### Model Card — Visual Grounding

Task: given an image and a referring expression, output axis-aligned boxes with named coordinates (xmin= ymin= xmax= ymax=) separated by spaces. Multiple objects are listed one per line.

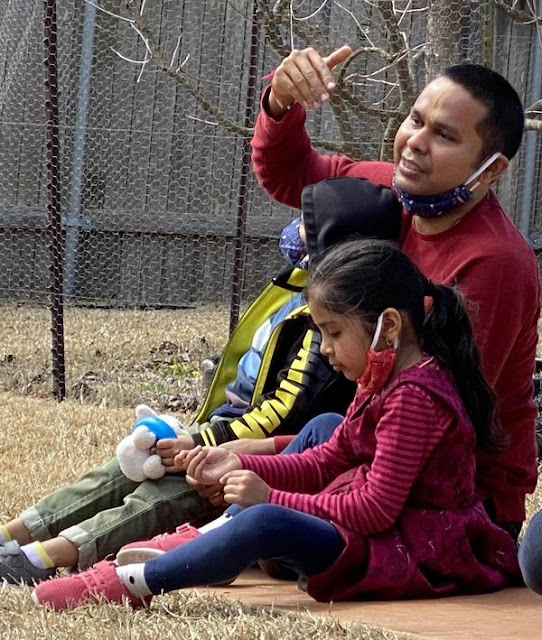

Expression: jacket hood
xmin=301 ymin=177 xmax=402 ymax=264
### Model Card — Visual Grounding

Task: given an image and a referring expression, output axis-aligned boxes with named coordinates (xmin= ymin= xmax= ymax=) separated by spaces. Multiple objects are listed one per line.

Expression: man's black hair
xmin=441 ymin=64 xmax=524 ymax=161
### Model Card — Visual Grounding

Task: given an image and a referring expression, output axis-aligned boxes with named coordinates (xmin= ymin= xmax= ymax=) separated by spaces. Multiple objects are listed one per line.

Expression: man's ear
xmin=479 ymin=153 xmax=509 ymax=186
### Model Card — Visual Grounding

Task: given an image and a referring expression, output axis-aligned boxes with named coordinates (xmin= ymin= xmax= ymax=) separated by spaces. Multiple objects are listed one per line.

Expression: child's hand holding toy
xmin=116 ymin=404 xmax=192 ymax=482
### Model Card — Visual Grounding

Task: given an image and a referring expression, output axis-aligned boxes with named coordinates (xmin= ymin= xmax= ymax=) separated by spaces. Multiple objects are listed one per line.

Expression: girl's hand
xmin=176 ymin=446 xmax=241 ymax=484
xmin=221 ymin=470 xmax=271 ymax=507
xmin=185 ymin=475 xmax=227 ymax=507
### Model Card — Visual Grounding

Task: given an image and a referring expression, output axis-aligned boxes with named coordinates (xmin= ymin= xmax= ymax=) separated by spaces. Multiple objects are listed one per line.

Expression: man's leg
xmin=2 ymin=457 xmax=222 ymax=573
xmin=0 ymin=457 xmax=142 ymax=583
xmin=17 ymin=457 xmax=139 ymax=544
xmin=519 ymin=510 xmax=542 ymax=594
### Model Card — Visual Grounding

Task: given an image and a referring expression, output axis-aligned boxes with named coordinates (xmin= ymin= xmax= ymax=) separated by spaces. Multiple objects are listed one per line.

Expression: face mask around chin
xmin=279 ymin=217 xmax=307 ymax=267
xmin=392 ymin=152 xmax=502 ymax=218
xmin=356 ymin=313 xmax=398 ymax=394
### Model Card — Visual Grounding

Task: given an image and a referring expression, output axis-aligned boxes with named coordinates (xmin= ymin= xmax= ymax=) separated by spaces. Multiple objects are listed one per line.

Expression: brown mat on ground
xmin=199 ymin=569 xmax=542 ymax=640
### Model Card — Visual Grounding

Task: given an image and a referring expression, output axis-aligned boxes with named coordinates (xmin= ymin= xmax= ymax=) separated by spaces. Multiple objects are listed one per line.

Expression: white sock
xmin=21 ymin=542 xmax=55 ymax=569
xmin=197 ymin=511 xmax=233 ymax=534
xmin=116 ymin=563 xmax=152 ymax=598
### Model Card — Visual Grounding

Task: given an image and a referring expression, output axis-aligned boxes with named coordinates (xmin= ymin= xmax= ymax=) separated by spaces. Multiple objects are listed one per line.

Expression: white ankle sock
xmin=197 ymin=512 xmax=233 ymax=534
xmin=116 ymin=563 xmax=152 ymax=598
xmin=21 ymin=542 xmax=55 ymax=569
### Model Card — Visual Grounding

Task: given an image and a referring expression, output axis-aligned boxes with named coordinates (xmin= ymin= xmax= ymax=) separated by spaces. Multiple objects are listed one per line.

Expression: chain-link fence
xmin=0 ymin=0 xmax=541 ymax=407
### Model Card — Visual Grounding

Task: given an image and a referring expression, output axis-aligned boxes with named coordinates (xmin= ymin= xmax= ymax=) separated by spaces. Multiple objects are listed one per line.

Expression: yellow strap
xmin=194 ymin=269 xmax=309 ymax=423
xmin=230 ymin=328 xmax=315 ymax=440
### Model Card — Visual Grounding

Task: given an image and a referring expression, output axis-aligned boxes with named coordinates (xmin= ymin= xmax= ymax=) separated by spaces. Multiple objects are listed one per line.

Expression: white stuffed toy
xmin=116 ymin=404 xmax=188 ymax=482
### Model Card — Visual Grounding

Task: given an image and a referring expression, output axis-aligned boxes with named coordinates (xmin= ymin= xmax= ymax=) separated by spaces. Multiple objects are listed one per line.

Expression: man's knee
xmin=519 ymin=511 xmax=542 ymax=595
xmin=284 ymin=412 xmax=343 ymax=454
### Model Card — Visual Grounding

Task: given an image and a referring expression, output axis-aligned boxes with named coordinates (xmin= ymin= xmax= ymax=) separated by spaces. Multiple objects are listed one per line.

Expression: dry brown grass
xmin=0 ymin=583 xmax=414 ymax=640
xmin=0 ymin=302 xmax=230 ymax=412
xmin=0 ymin=397 xmax=415 ymax=640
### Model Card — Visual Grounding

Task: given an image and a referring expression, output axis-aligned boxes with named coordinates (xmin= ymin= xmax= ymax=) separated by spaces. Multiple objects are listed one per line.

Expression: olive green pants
xmin=19 ymin=457 xmax=222 ymax=570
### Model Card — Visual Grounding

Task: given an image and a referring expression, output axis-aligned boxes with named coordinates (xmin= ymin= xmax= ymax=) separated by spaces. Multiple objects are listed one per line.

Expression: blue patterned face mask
xmin=279 ymin=217 xmax=307 ymax=267
xmin=392 ymin=152 xmax=502 ymax=218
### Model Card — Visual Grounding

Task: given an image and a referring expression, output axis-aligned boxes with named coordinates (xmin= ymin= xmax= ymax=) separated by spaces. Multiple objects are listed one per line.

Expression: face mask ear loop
xmin=465 ymin=151 xmax=502 ymax=189
xmin=369 ymin=313 xmax=384 ymax=350
xmin=371 ymin=312 xmax=400 ymax=351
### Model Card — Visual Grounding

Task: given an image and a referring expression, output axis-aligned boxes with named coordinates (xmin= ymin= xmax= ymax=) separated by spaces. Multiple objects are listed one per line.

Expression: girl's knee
xmin=228 ymin=505 xmax=288 ymax=541
xmin=232 ymin=504 xmax=282 ymax=527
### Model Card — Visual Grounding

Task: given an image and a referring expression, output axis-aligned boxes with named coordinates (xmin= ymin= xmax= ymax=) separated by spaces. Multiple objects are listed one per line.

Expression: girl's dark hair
xmin=307 ymin=239 xmax=503 ymax=451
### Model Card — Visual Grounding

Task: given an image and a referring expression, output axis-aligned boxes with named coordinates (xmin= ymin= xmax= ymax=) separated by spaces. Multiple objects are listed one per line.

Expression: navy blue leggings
xmin=144 ymin=503 xmax=344 ymax=595
xmin=143 ymin=413 xmax=345 ymax=595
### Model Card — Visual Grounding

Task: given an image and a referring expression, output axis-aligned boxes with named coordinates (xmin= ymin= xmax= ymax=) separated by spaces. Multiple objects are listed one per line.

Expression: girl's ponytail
xmin=422 ymin=279 xmax=504 ymax=451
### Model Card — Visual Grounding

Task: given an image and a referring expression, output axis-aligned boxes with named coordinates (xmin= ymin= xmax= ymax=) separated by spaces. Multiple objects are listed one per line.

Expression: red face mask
xmin=356 ymin=313 xmax=397 ymax=394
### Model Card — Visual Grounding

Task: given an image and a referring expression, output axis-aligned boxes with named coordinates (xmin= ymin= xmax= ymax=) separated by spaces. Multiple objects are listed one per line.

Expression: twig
xmin=83 ymin=0 xmax=134 ymax=23
xmin=525 ymin=118 xmax=542 ymax=131
xmin=492 ymin=0 xmax=542 ymax=25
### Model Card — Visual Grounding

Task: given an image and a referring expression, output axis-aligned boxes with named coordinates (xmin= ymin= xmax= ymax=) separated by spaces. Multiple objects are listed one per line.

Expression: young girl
xmin=33 ymin=239 xmax=520 ymax=610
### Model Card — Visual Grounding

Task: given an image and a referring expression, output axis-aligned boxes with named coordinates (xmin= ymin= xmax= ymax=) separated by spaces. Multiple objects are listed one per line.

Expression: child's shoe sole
xmin=116 ymin=547 xmax=165 ymax=566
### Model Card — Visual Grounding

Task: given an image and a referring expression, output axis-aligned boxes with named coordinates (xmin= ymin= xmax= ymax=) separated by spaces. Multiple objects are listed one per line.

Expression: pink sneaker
xmin=116 ymin=523 xmax=201 ymax=566
xmin=32 ymin=559 xmax=150 ymax=611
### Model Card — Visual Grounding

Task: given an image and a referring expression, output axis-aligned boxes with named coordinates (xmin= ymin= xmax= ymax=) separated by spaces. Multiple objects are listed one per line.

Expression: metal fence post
xmin=44 ymin=0 xmax=65 ymax=400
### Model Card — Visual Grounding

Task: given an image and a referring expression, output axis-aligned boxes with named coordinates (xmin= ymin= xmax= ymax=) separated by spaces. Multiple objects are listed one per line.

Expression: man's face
xmin=393 ymin=77 xmax=488 ymax=196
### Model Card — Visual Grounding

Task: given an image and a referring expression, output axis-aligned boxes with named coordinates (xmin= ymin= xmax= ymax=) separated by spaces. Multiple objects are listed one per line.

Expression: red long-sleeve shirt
xmin=251 ymin=91 xmax=540 ymax=523
xmin=240 ymin=359 xmax=456 ymax=534
xmin=238 ymin=358 xmax=520 ymax=601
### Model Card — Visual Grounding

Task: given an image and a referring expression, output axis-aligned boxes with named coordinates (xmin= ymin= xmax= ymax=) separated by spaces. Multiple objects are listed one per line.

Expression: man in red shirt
xmin=251 ymin=45 xmax=540 ymax=536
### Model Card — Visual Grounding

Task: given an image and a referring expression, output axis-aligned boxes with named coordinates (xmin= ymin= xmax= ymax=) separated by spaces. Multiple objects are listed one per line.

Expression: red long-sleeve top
xmin=240 ymin=359 xmax=457 ymax=534
xmin=251 ymin=91 xmax=540 ymax=523
xmin=238 ymin=358 xmax=520 ymax=601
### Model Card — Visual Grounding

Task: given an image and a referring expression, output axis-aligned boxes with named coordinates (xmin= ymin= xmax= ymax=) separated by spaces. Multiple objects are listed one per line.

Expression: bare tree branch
xmin=102 ymin=0 xmax=426 ymax=152
xmin=101 ymin=0 xmax=540 ymax=159
xmin=123 ymin=0 xmax=253 ymax=136
xmin=492 ymin=0 xmax=542 ymax=25
xmin=376 ymin=1 xmax=415 ymax=158
xmin=526 ymin=118 xmax=542 ymax=131
xmin=526 ymin=98 xmax=542 ymax=114
xmin=254 ymin=0 xmax=410 ymax=155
